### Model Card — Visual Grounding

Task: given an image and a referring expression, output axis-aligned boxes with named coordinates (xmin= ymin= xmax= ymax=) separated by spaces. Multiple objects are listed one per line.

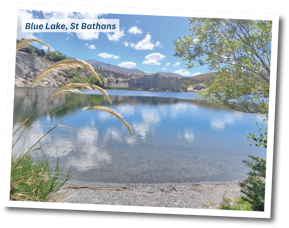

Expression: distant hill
xmin=156 ymin=72 xmax=185 ymax=78
xmin=86 ymin=60 xmax=145 ymax=75
xmin=180 ymin=72 xmax=216 ymax=86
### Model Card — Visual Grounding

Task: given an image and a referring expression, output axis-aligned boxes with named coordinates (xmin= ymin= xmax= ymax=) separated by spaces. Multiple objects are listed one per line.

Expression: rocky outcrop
xmin=188 ymin=84 xmax=206 ymax=92
xmin=15 ymin=52 xmax=183 ymax=91
xmin=128 ymin=74 xmax=182 ymax=91
xmin=15 ymin=51 xmax=69 ymax=87
xmin=95 ymin=69 xmax=182 ymax=91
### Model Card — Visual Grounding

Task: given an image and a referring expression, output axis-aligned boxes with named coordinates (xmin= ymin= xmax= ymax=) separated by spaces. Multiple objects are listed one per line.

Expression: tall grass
xmin=11 ymin=39 xmax=134 ymax=201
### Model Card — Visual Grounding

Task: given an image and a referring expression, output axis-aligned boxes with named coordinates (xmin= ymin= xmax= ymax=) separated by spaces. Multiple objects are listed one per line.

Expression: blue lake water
xmin=13 ymin=88 xmax=267 ymax=184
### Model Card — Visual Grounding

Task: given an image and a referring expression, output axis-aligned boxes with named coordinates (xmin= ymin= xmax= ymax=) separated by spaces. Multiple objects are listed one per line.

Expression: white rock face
xmin=15 ymin=51 xmax=69 ymax=87
xmin=128 ymin=74 xmax=182 ymax=91
xmin=95 ymin=69 xmax=183 ymax=91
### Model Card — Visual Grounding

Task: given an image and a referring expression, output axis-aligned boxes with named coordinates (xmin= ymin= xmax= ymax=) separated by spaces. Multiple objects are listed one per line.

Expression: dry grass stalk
xmin=58 ymin=124 xmax=97 ymax=137
xmin=16 ymin=38 xmax=54 ymax=52
xmin=90 ymin=84 xmax=112 ymax=104
xmin=40 ymin=10 xmax=46 ymax=20
xmin=32 ymin=59 xmax=101 ymax=87
xmin=55 ymin=83 xmax=112 ymax=104
xmin=83 ymin=106 xmax=134 ymax=139
xmin=13 ymin=117 xmax=29 ymax=136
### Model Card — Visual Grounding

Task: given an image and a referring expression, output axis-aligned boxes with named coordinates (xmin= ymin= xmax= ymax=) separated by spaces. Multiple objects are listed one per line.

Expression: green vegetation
xmin=182 ymin=85 xmax=188 ymax=92
xmin=45 ymin=51 xmax=71 ymax=62
xmin=17 ymin=39 xmax=46 ymax=57
xmin=239 ymin=116 xmax=267 ymax=211
xmin=103 ymin=86 xmax=136 ymax=90
xmin=175 ymin=18 xmax=271 ymax=211
xmin=64 ymin=66 xmax=105 ymax=87
xmin=10 ymin=154 xmax=70 ymax=201
xmin=174 ymin=19 xmax=271 ymax=114
xmin=219 ymin=197 xmax=253 ymax=211
xmin=17 ymin=38 xmax=71 ymax=61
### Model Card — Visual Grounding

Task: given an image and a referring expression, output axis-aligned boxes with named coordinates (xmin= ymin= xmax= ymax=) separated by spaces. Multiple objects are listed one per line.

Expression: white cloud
xmin=174 ymin=69 xmax=191 ymax=76
xmin=155 ymin=41 xmax=162 ymax=48
xmin=85 ymin=43 xmax=88 ymax=46
xmin=66 ymin=32 xmax=73 ymax=40
xmin=166 ymin=63 xmax=170 ymax=66
xmin=107 ymin=29 xmax=125 ymax=42
xmin=162 ymin=68 xmax=166 ymax=70
xmin=42 ymin=46 xmax=48 ymax=51
xmin=17 ymin=10 xmax=35 ymax=39
xmin=118 ymin=62 xmax=137 ymax=68
xmin=143 ymin=60 xmax=161 ymax=65
xmin=45 ymin=11 xmax=102 ymax=40
xmin=128 ymin=26 xmax=143 ymax=34
xmin=135 ymin=34 xmax=154 ymax=50
xmin=143 ymin=53 xmax=165 ymax=65
xmin=193 ymin=72 xmax=202 ymax=76
xmin=123 ymin=42 xmax=136 ymax=48
xmin=76 ymin=32 xmax=99 ymax=40
xmin=173 ymin=62 xmax=181 ymax=66
xmin=145 ymin=53 xmax=166 ymax=61
xmin=88 ymin=45 xmax=96 ymax=49
xmin=98 ymin=53 xmax=119 ymax=59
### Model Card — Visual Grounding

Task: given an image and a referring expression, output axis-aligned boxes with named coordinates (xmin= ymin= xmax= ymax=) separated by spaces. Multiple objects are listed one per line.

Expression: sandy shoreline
xmin=55 ymin=180 xmax=243 ymax=209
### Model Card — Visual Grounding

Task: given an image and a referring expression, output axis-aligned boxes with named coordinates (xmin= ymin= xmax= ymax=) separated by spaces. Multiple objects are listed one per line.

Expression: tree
xmin=45 ymin=51 xmax=69 ymax=62
xmin=174 ymin=18 xmax=272 ymax=114
xmin=174 ymin=18 xmax=272 ymax=211
xmin=89 ymin=72 xmax=105 ymax=87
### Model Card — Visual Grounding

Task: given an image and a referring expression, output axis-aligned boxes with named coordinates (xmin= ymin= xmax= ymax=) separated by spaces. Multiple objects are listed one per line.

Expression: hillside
xmin=179 ymin=72 xmax=216 ymax=91
xmin=86 ymin=60 xmax=144 ymax=75
xmin=15 ymin=51 xmax=183 ymax=91
xmin=156 ymin=72 xmax=185 ymax=78
xmin=15 ymin=51 xmax=70 ymax=87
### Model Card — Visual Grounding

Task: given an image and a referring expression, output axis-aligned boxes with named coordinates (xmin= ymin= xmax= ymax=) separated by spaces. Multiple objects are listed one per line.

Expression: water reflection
xmin=13 ymin=88 xmax=267 ymax=184
xmin=211 ymin=112 xmax=244 ymax=131
xmin=184 ymin=128 xmax=195 ymax=143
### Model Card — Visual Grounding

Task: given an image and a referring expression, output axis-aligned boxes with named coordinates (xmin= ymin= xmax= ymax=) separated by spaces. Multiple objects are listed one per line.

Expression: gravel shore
xmin=55 ymin=180 xmax=242 ymax=209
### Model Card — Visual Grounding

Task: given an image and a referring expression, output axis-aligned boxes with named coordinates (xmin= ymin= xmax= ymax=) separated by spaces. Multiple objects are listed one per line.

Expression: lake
xmin=13 ymin=87 xmax=267 ymax=184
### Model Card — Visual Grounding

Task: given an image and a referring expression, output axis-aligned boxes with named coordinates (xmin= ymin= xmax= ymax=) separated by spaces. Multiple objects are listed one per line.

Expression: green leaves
xmin=247 ymin=115 xmax=268 ymax=148
xmin=174 ymin=18 xmax=272 ymax=114
xmin=240 ymin=155 xmax=266 ymax=211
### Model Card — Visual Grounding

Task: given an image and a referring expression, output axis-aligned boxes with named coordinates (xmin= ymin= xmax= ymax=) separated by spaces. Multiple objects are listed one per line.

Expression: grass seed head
xmin=83 ymin=106 xmax=134 ymax=139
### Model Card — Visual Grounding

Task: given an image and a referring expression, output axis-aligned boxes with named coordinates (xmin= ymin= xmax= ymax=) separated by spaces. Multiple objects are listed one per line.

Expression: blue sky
xmin=17 ymin=10 xmax=210 ymax=76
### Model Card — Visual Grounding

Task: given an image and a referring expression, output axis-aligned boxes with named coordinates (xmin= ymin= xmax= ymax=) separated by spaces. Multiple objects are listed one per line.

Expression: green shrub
xmin=219 ymin=197 xmax=253 ymax=211
xmin=10 ymin=154 xmax=71 ymax=201
xmin=89 ymin=73 xmax=105 ymax=87
xmin=240 ymin=115 xmax=268 ymax=211
xmin=240 ymin=156 xmax=266 ymax=211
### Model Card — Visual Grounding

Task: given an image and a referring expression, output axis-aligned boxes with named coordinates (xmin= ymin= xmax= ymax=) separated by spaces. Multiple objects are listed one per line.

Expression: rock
xmin=128 ymin=74 xmax=182 ymax=91
xmin=193 ymin=85 xmax=205 ymax=90
xmin=15 ymin=51 xmax=69 ymax=87
xmin=95 ymin=69 xmax=183 ymax=91
xmin=15 ymin=51 xmax=183 ymax=91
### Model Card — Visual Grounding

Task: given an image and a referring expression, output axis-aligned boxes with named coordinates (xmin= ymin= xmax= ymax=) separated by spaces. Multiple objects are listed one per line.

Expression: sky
xmin=17 ymin=10 xmax=211 ymax=76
